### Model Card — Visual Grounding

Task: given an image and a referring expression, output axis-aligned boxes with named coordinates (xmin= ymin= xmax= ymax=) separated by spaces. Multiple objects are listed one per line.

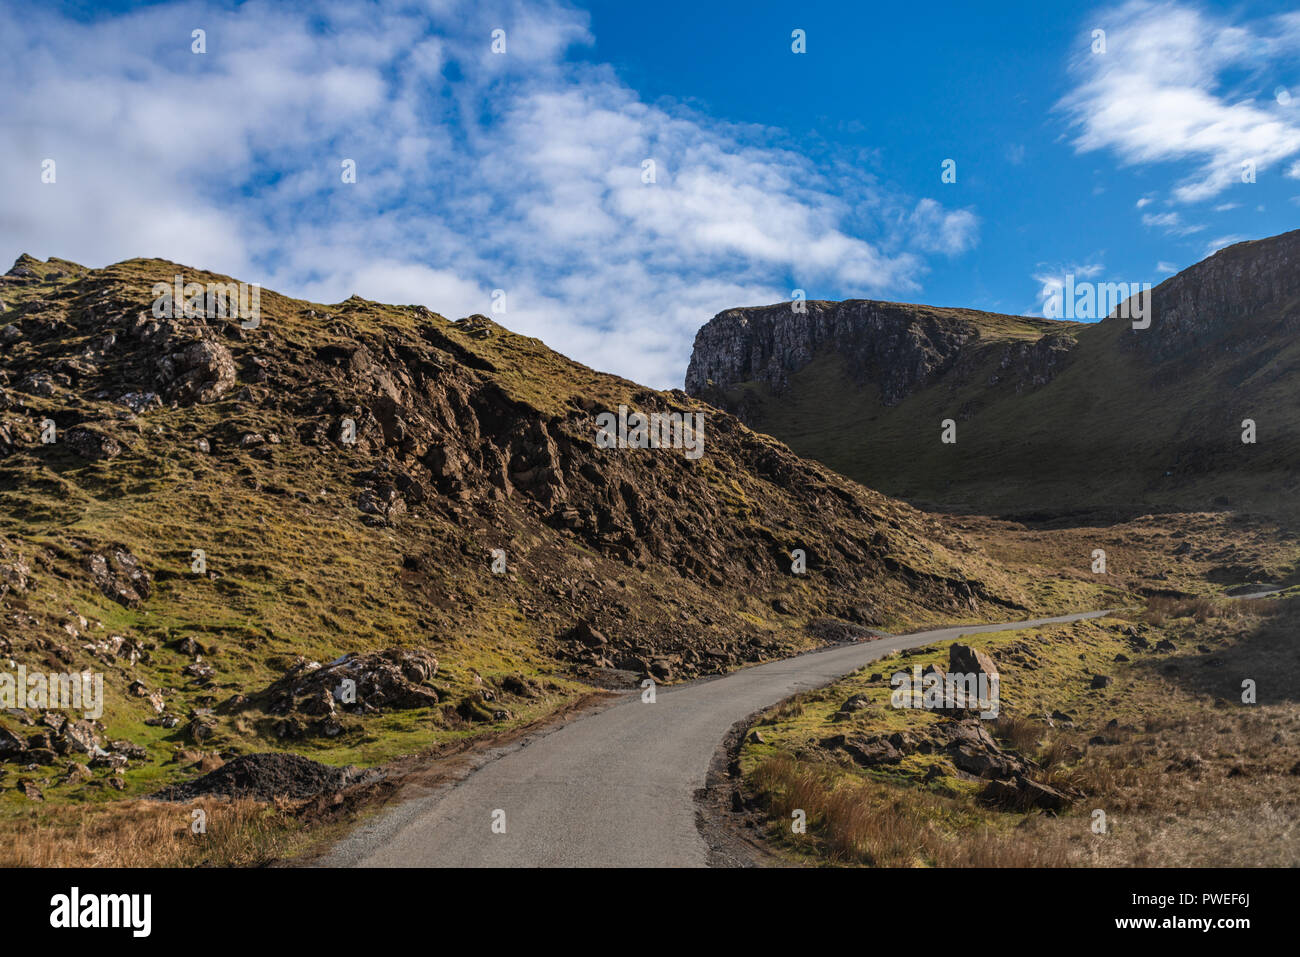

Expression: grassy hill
xmin=0 ymin=252 xmax=1077 ymax=825
xmin=687 ymin=230 xmax=1300 ymax=517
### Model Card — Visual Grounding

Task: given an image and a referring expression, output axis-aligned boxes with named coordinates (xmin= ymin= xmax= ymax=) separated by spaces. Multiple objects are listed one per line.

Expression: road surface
xmin=322 ymin=610 xmax=1111 ymax=867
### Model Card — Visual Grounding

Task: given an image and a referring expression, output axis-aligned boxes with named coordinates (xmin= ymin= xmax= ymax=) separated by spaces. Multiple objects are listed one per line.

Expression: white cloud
xmin=1030 ymin=261 xmax=1105 ymax=316
xmin=1059 ymin=1 xmax=1300 ymax=203
xmin=1140 ymin=211 xmax=1204 ymax=236
xmin=1156 ymin=260 xmax=1179 ymax=274
xmin=0 ymin=0 xmax=974 ymax=390
xmin=906 ymin=199 xmax=980 ymax=256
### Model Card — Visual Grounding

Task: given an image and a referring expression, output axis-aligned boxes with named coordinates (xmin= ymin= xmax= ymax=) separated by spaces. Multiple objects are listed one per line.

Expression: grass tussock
xmin=750 ymin=753 xmax=1073 ymax=867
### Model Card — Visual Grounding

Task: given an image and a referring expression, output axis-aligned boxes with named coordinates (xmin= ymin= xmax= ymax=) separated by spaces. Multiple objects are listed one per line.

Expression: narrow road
xmin=322 ymin=610 xmax=1110 ymax=868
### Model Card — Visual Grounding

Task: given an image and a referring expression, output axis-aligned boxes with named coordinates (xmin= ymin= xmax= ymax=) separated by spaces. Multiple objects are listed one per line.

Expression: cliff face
xmin=686 ymin=298 xmax=1081 ymax=428
xmin=1129 ymin=228 xmax=1300 ymax=363
xmin=685 ymin=300 xmax=985 ymax=406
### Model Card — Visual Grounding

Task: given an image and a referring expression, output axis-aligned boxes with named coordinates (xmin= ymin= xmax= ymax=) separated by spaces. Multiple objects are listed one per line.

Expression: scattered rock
xmin=84 ymin=545 xmax=152 ymax=608
xmin=258 ymin=648 xmax=440 ymax=724
xmin=118 ymin=392 xmax=161 ymax=414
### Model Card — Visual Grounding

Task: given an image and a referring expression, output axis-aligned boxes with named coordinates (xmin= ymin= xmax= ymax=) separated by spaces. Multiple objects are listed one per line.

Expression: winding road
xmin=321 ymin=610 xmax=1112 ymax=867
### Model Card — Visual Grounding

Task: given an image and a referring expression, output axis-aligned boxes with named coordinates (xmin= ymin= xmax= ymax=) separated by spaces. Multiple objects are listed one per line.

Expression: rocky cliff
xmin=1127 ymin=228 xmax=1300 ymax=362
xmin=685 ymin=230 xmax=1300 ymax=515
xmin=686 ymin=299 xmax=1078 ymax=415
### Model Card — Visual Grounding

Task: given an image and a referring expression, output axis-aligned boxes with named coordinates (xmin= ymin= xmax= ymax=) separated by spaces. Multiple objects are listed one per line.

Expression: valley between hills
xmin=0 ymin=233 xmax=1296 ymax=866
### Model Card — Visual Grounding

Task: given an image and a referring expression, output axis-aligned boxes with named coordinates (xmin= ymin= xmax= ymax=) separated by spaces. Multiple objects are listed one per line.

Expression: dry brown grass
xmin=750 ymin=753 xmax=1073 ymax=867
xmin=992 ymin=714 xmax=1043 ymax=755
xmin=0 ymin=798 xmax=312 ymax=867
xmin=746 ymin=595 xmax=1300 ymax=867
xmin=1141 ymin=594 xmax=1284 ymax=626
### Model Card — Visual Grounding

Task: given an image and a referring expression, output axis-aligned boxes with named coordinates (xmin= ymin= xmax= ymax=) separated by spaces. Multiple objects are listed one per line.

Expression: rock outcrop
xmin=686 ymin=300 xmax=990 ymax=405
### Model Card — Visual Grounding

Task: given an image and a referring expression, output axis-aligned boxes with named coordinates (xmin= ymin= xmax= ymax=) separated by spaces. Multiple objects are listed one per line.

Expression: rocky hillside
xmin=686 ymin=229 xmax=1300 ymax=515
xmin=0 ymin=254 xmax=1035 ymax=804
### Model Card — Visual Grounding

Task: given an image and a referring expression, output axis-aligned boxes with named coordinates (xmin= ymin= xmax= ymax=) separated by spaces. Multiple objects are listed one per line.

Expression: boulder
xmin=838 ymin=693 xmax=872 ymax=713
xmin=822 ymin=733 xmax=903 ymax=766
xmin=186 ymin=717 xmax=217 ymax=745
xmin=981 ymin=774 xmax=1074 ymax=811
xmin=937 ymin=717 xmax=1025 ymax=779
xmin=55 ymin=719 xmax=103 ymax=755
xmin=0 ymin=726 xmax=27 ymax=760
xmin=948 ymin=643 xmax=999 ymax=683
xmin=156 ymin=338 xmax=236 ymax=405
xmin=65 ymin=426 xmax=122 ymax=461
xmin=571 ymin=620 xmax=608 ymax=648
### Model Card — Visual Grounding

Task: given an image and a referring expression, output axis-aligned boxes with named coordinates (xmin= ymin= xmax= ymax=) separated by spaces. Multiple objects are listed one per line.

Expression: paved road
xmin=322 ymin=610 xmax=1111 ymax=868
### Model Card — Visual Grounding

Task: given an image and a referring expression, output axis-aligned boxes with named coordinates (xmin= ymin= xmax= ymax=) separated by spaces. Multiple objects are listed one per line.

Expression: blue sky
xmin=3 ymin=0 xmax=1299 ymax=387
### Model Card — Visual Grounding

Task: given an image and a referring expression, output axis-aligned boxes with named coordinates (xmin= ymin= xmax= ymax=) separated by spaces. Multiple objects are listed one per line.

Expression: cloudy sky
xmin=2 ymin=0 xmax=1299 ymax=388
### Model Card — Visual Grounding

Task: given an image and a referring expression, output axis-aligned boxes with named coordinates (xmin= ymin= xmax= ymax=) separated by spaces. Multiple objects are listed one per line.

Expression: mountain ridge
xmin=686 ymin=229 xmax=1300 ymax=514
